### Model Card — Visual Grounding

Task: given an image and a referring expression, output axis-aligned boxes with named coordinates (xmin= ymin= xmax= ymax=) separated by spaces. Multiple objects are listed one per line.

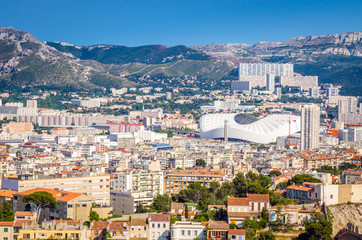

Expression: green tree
xmin=269 ymin=170 xmax=282 ymax=178
xmin=261 ymin=207 xmax=268 ymax=222
xmin=23 ymin=191 xmax=58 ymax=223
xmin=105 ymin=232 xmax=112 ymax=240
xmin=297 ymin=212 xmax=333 ymax=240
xmin=152 ymin=194 xmax=171 ymax=212
xmin=170 ymin=216 xmax=181 ymax=224
xmin=232 ymin=173 xmax=248 ymax=197
xmin=259 ymin=230 xmax=276 ymax=240
xmin=89 ymin=211 xmax=100 ymax=222
xmin=195 ymin=159 xmax=206 ymax=167
xmin=229 ymin=223 xmax=239 ymax=229
xmin=0 ymin=201 xmax=14 ymax=221
xmin=287 ymin=174 xmax=322 ymax=186
xmin=185 ymin=204 xmax=189 ymax=219
xmin=135 ymin=203 xmax=147 ymax=213
xmin=339 ymin=162 xmax=358 ymax=171
xmin=213 ymin=208 xmax=227 ymax=221
xmin=246 ymin=228 xmax=257 ymax=240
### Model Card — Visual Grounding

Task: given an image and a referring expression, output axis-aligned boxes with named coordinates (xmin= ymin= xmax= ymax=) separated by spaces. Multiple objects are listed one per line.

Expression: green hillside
xmin=47 ymin=42 xmax=211 ymax=64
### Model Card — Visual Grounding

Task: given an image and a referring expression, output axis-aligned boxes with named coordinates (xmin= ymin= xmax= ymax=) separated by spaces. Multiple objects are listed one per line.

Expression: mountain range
xmin=0 ymin=27 xmax=361 ymax=95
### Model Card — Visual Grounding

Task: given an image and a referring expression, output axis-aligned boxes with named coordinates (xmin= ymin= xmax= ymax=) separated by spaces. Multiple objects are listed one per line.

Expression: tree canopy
xmin=151 ymin=194 xmax=171 ymax=212
xmin=297 ymin=212 xmax=333 ymax=240
xmin=287 ymin=174 xmax=322 ymax=186
xmin=23 ymin=191 xmax=58 ymax=223
xmin=195 ymin=159 xmax=206 ymax=167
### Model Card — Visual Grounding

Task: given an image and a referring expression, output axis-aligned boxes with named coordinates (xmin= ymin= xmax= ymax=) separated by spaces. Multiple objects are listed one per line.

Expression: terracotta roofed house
xmin=227 ymin=198 xmax=250 ymax=226
xmin=228 ymin=229 xmax=246 ymax=240
xmin=207 ymin=220 xmax=229 ymax=240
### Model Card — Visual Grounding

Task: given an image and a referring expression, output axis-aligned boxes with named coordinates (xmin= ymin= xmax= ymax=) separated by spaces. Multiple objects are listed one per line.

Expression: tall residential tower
xmin=301 ymin=104 xmax=320 ymax=150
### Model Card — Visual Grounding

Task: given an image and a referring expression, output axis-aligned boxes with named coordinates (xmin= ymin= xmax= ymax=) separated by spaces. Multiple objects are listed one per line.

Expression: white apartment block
xmin=71 ymin=99 xmax=101 ymax=108
xmin=301 ymin=104 xmax=320 ymax=150
xmin=113 ymin=170 xmax=164 ymax=194
xmin=171 ymin=222 xmax=207 ymax=240
xmin=239 ymin=63 xmax=294 ymax=77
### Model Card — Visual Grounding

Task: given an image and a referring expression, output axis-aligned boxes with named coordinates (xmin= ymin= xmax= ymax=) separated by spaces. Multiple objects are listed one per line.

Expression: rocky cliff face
xmin=329 ymin=203 xmax=362 ymax=236
xmin=193 ymin=32 xmax=362 ymax=62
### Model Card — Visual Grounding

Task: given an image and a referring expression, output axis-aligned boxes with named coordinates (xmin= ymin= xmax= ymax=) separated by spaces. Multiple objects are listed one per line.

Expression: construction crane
xmin=282 ymin=115 xmax=297 ymax=146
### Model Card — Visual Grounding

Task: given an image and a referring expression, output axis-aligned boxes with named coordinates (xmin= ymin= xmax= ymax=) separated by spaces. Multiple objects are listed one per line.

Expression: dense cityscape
xmin=1 ymin=1 xmax=362 ymax=239
xmin=0 ymin=60 xmax=360 ymax=240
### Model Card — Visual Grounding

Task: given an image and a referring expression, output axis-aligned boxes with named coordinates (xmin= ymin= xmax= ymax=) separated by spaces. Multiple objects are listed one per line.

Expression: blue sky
xmin=1 ymin=0 xmax=361 ymax=47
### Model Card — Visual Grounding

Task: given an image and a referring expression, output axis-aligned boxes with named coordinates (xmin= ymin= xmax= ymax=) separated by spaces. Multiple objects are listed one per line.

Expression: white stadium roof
xmin=200 ymin=113 xmax=300 ymax=144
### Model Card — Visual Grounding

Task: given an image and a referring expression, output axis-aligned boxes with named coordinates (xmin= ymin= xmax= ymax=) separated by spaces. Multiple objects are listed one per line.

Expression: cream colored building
xmin=13 ymin=188 xmax=94 ymax=222
xmin=129 ymin=218 xmax=149 ymax=240
xmin=0 ymin=221 xmax=14 ymax=240
xmin=2 ymin=122 xmax=34 ymax=133
xmin=18 ymin=220 xmax=88 ymax=240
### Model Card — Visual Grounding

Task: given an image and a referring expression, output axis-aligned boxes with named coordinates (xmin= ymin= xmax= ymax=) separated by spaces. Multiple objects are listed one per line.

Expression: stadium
xmin=200 ymin=113 xmax=301 ymax=144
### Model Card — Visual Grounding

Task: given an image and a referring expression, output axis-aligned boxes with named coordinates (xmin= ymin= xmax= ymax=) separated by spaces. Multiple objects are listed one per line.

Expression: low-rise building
xmin=227 ymin=194 xmax=270 ymax=226
xmin=228 ymin=229 xmax=246 ymax=240
xmin=341 ymin=170 xmax=362 ymax=184
xmin=0 ymin=221 xmax=14 ymax=240
xmin=149 ymin=213 xmax=170 ymax=240
xmin=286 ymin=182 xmax=362 ymax=205
xmin=18 ymin=220 xmax=88 ymax=240
xmin=13 ymin=188 xmax=94 ymax=222
xmin=171 ymin=221 xmax=207 ymax=240
xmin=129 ymin=217 xmax=149 ymax=240
xmin=207 ymin=220 xmax=229 ymax=240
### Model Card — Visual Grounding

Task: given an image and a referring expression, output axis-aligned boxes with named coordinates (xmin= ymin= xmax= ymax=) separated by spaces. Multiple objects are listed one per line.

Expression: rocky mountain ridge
xmin=0 ymin=27 xmax=361 ymax=93
xmin=192 ymin=32 xmax=362 ymax=62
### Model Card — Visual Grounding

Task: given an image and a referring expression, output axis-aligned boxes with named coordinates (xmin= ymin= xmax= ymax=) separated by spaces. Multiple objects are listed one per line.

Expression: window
xmin=4 ymin=228 xmax=8 ymax=232
xmin=163 ymin=223 xmax=166 ymax=228
xmin=158 ymin=224 xmax=160 ymax=228
xmin=82 ymin=204 xmax=87 ymax=207
xmin=152 ymin=223 xmax=155 ymax=228
xmin=330 ymin=195 xmax=333 ymax=199
xmin=194 ymin=230 xmax=198 ymax=236
xmin=181 ymin=230 xmax=185 ymax=236
xmin=188 ymin=230 xmax=191 ymax=236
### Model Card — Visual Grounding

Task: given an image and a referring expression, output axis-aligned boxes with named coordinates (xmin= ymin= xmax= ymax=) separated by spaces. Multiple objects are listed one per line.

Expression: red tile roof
xmin=108 ymin=222 xmax=128 ymax=231
xmin=229 ymin=229 xmax=246 ymax=235
xmin=15 ymin=211 xmax=33 ymax=217
xmin=248 ymin=194 xmax=269 ymax=202
xmin=91 ymin=221 xmax=108 ymax=230
xmin=228 ymin=197 xmax=249 ymax=206
xmin=0 ymin=221 xmax=13 ymax=226
xmin=149 ymin=213 xmax=170 ymax=222
xmin=16 ymin=188 xmax=83 ymax=202
xmin=208 ymin=220 xmax=229 ymax=230
xmin=13 ymin=219 xmax=35 ymax=228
